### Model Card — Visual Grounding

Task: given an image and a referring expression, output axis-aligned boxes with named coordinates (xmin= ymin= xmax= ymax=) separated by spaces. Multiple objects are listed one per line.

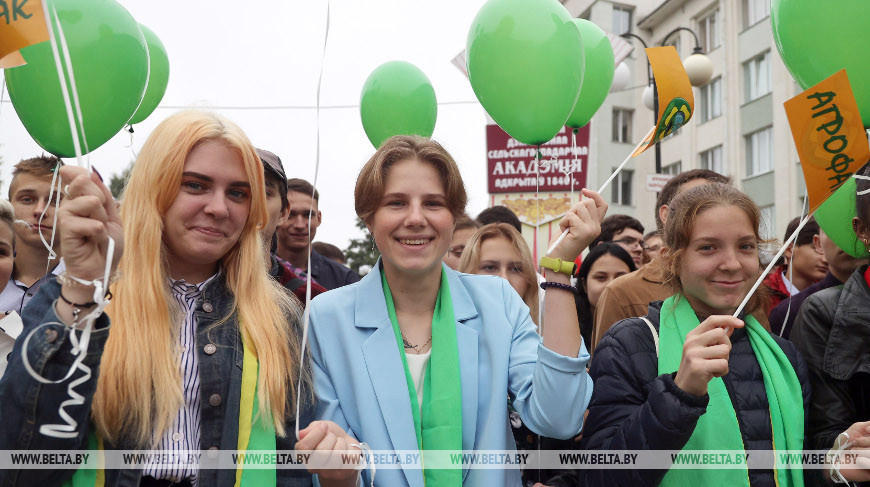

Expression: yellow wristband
xmin=539 ymin=256 xmax=576 ymax=276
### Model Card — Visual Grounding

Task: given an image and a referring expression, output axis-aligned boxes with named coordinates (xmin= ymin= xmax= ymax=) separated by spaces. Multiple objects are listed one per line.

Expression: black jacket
xmin=310 ymin=250 xmax=359 ymax=291
xmin=567 ymin=300 xmax=810 ymax=487
xmin=791 ymin=266 xmax=870 ymax=487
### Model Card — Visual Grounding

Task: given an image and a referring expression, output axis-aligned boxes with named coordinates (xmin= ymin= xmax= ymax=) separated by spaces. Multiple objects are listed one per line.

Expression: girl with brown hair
xmin=578 ymin=182 xmax=809 ymax=487
xmin=297 ymin=135 xmax=606 ymax=487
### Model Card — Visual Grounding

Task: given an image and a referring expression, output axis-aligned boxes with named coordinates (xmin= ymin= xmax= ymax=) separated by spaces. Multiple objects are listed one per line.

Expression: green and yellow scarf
xmin=66 ymin=333 xmax=275 ymax=487
xmin=382 ymin=267 xmax=463 ymax=486
xmin=658 ymin=294 xmax=804 ymax=487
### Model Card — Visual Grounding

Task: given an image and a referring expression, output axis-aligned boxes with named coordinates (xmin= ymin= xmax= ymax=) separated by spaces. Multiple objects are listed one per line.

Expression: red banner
xmin=487 ymin=124 xmax=589 ymax=193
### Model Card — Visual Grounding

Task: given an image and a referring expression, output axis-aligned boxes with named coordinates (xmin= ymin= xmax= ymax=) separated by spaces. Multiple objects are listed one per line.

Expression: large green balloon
xmin=359 ymin=61 xmax=437 ymax=148
xmin=467 ymin=0 xmax=583 ymax=146
xmin=129 ymin=24 xmax=169 ymax=125
xmin=815 ymin=177 xmax=865 ymax=257
xmin=566 ymin=20 xmax=614 ymax=129
xmin=6 ymin=0 xmax=148 ymax=157
xmin=771 ymin=0 xmax=870 ymax=126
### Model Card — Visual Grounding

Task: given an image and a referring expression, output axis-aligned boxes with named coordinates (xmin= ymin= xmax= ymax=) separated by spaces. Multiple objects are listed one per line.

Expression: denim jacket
xmin=0 ymin=277 xmax=313 ymax=487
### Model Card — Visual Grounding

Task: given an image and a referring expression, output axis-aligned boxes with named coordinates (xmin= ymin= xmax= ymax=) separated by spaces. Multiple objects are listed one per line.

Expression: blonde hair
xmin=458 ymin=223 xmax=540 ymax=324
xmin=0 ymin=199 xmax=14 ymax=236
xmin=655 ymin=182 xmax=770 ymax=318
xmin=354 ymin=135 xmax=467 ymax=222
xmin=93 ymin=110 xmax=304 ymax=447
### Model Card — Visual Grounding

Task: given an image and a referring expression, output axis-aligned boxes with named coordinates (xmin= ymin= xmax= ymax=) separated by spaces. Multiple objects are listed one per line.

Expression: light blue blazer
xmin=308 ymin=262 xmax=593 ymax=486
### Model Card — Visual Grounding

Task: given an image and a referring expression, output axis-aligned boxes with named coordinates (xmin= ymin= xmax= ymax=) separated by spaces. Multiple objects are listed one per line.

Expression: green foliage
xmin=109 ymin=160 xmax=135 ymax=200
xmin=344 ymin=218 xmax=379 ymax=275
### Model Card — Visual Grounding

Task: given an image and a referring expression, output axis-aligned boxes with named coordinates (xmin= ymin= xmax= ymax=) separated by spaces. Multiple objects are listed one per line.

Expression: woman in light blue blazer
xmin=296 ymin=135 xmax=606 ymax=487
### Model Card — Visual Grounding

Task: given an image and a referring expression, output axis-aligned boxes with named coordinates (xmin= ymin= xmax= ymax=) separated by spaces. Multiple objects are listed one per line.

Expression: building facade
xmin=560 ymin=0 xmax=804 ymax=242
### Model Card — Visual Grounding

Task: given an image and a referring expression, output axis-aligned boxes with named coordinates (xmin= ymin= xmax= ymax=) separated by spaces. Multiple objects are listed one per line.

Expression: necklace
xmin=401 ymin=332 xmax=432 ymax=354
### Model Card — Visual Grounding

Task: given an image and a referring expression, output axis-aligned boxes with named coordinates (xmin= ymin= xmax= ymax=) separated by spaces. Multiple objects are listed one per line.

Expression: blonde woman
xmin=458 ymin=223 xmax=539 ymax=325
xmin=0 ymin=111 xmax=311 ymax=487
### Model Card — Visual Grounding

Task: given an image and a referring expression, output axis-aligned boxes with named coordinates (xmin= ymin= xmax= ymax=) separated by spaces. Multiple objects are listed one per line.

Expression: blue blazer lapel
xmin=361 ymin=327 xmax=424 ymax=487
xmin=357 ymin=263 xmax=423 ymax=487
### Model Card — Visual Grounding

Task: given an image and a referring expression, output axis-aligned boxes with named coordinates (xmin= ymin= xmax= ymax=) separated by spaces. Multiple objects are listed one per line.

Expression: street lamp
xmin=620 ymin=27 xmax=713 ymax=174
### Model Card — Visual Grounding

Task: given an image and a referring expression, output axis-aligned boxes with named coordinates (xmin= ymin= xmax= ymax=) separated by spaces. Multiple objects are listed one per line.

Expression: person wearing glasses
xmin=441 ymin=213 xmax=479 ymax=270
xmin=589 ymin=214 xmax=644 ymax=268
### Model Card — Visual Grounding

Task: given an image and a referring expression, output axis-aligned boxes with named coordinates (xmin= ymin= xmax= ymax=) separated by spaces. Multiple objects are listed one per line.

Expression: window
xmin=744 ymin=51 xmax=770 ymax=102
xmin=612 ymin=108 xmax=633 ymax=143
xmin=759 ymin=205 xmax=775 ymax=240
xmin=662 ymin=161 xmax=682 ymax=176
xmin=611 ymin=168 xmax=633 ymax=206
xmin=700 ymin=146 xmax=724 ymax=174
xmin=663 ymin=35 xmax=681 ymax=57
xmin=612 ymin=6 xmax=632 ymax=35
xmin=744 ymin=0 xmax=771 ymax=28
xmin=746 ymin=127 xmax=773 ymax=176
xmin=698 ymin=8 xmax=722 ymax=51
xmin=700 ymin=77 xmax=723 ymax=122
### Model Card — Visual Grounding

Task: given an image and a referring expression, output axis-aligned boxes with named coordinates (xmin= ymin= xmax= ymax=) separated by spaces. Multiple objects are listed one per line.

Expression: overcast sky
xmin=0 ymin=0 xmax=493 ymax=250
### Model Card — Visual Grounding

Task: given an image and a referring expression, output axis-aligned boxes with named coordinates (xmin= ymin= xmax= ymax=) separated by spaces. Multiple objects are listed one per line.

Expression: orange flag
xmin=0 ymin=0 xmax=49 ymax=68
xmin=631 ymin=46 xmax=694 ymax=157
xmin=785 ymin=69 xmax=870 ymax=212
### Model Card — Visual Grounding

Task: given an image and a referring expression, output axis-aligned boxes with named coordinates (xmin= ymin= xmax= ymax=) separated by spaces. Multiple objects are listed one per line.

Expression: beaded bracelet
xmin=540 ymin=281 xmax=580 ymax=295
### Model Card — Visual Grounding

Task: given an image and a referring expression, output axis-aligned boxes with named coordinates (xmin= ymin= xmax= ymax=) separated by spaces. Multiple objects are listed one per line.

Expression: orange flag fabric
xmin=0 ymin=0 xmax=49 ymax=68
xmin=631 ymin=46 xmax=694 ymax=157
xmin=785 ymin=69 xmax=870 ymax=212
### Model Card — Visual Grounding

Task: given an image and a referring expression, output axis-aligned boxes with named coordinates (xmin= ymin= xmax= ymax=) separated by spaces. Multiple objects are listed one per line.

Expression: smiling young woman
xmin=457 ymin=223 xmax=540 ymax=326
xmin=579 ymin=183 xmax=810 ymax=487
xmin=298 ymin=135 xmax=607 ymax=487
xmin=0 ymin=110 xmax=311 ymax=487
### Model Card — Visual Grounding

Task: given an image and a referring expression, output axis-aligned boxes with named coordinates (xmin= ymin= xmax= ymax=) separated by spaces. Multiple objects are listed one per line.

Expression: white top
xmin=781 ymin=271 xmax=799 ymax=296
xmin=405 ymin=349 xmax=432 ymax=417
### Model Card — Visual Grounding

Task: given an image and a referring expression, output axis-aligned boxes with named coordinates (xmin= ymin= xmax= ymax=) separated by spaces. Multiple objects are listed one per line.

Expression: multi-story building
xmin=560 ymin=0 xmax=803 ymax=242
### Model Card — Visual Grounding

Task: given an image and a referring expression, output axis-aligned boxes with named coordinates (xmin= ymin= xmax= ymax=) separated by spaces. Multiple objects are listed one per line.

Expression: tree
xmin=109 ymin=160 xmax=135 ymax=200
xmin=344 ymin=218 xmax=379 ymax=275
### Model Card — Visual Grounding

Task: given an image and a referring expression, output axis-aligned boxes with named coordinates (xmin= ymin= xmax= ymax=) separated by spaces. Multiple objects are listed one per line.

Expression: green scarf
xmin=382 ymin=267 xmax=463 ymax=486
xmin=65 ymin=332 xmax=276 ymax=487
xmin=657 ymin=294 xmax=804 ymax=487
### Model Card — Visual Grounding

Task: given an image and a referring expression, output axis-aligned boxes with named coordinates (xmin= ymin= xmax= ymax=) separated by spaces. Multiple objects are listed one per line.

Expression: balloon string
xmin=570 ymin=129 xmax=577 ymax=204
xmin=51 ymin=1 xmax=90 ymax=169
xmin=296 ymin=0 xmax=330 ymax=442
xmin=40 ymin=0 xmax=84 ymax=168
xmin=779 ymin=193 xmax=808 ymax=336
xmin=534 ymin=146 xmax=541 ymax=264
xmin=37 ymin=163 xmax=62 ymax=273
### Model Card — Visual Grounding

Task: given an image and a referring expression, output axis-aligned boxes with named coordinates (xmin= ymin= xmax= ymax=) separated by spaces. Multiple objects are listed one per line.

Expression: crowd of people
xmin=0 ymin=109 xmax=867 ymax=487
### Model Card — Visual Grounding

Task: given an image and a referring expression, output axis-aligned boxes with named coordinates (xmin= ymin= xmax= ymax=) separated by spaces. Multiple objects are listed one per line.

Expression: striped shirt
xmin=143 ymin=274 xmax=217 ymax=483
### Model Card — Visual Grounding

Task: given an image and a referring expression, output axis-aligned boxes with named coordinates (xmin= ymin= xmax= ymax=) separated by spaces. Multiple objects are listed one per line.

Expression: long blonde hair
xmin=93 ymin=110 xmax=303 ymax=447
xmin=458 ymin=223 xmax=540 ymax=324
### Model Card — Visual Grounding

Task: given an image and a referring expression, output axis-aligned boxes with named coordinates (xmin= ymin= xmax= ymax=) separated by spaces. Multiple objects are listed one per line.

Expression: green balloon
xmin=566 ymin=19 xmax=614 ymax=129
xmin=7 ymin=0 xmax=148 ymax=157
xmin=772 ymin=0 xmax=870 ymax=126
xmin=815 ymin=178 xmax=865 ymax=258
xmin=129 ymin=24 xmax=169 ymax=125
xmin=467 ymin=0 xmax=583 ymax=146
xmin=360 ymin=61 xmax=437 ymax=148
